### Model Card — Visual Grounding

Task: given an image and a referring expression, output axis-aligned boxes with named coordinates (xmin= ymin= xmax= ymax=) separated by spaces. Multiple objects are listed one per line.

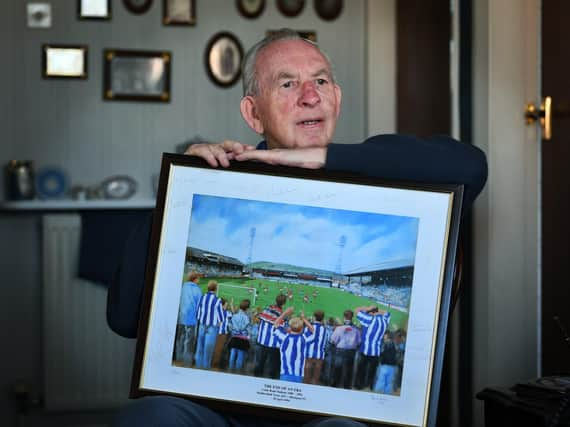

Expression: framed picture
xmin=27 ymin=3 xmax=52 ymax=28
xmin=314 ymin=0 xmax=343 ymax=21
xmin=204 ymin=32 xmax=243 ymax=88
xmin=276 ymin=0 xmax=305 ymax=17
xmin=78 ymin=0 xmax=111 ymax=20
xmin=236 ymin=0 xmax=265 ymax=19
xmin=42 ymin=45 xmax=88 ymax=79
xmin=267 ymin=29 xmax=316 ymax=42
xmin=123 ymin=0 xmax=153 ymax=14
xmin=130 ymin=154 xmax=463 ymax=427
xmin=163 ymin=0 xmax=195 ymax=25
xmin=103 ymin=49 xmax=171 ymax=102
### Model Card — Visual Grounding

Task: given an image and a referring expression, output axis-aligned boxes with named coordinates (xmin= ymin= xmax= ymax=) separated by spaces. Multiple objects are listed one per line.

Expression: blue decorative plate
xmin=36 ymin=167 xmax=68 ymax=199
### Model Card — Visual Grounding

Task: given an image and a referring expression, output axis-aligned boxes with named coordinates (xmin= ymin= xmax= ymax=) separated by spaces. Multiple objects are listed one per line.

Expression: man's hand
xmin=234 ymin=147 xmax=327 ymax=169
xmin=184 ymin=140 xmax=254 ymax=168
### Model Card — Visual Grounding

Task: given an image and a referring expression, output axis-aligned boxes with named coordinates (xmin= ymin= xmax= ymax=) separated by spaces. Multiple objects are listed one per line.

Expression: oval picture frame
xmin=314 ymin=0 xmax=343 ymax=21
xmin=236 ymin=0 xmax=265 ymax=19
xmin=204 ymin=32 xmax=244 ymax=88
xmin=123 ymin=0 xmax=153 ymax=15
xmin=276 ymin=0 xmax=305 ymax=17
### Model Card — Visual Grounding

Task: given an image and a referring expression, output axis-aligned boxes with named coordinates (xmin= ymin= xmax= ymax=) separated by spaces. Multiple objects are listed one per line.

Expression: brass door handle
xmin=525 ymin=96 xmax=552 ymax=140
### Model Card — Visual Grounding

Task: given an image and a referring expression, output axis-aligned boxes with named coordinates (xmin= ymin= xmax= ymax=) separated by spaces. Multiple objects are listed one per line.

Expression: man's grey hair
xmin=241 ymin=28 xmax=336 ymax=97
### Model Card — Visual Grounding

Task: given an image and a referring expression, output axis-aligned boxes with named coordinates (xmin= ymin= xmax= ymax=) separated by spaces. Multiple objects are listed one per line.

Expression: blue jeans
xmin=229 ymin=348 xmax=246 ymax=370
xmin=195 ymin=325 xmax=218 ymax=369
xmin=373 ymin=364 xmax=397 ymax=394
xmin=174 ymin=324 xmax=197 ymax=366
xmin=111 ymin=396 xmax=370 ymax=427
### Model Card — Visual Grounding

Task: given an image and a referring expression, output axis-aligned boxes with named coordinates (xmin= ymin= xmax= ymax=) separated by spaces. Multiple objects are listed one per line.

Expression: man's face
xmin=243 ymin=39 xmax=342 ymax=149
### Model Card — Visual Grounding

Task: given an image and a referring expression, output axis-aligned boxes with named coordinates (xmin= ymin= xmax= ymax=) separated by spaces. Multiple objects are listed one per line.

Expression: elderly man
xmin=108 ymin=29 xmax=487 ymax=427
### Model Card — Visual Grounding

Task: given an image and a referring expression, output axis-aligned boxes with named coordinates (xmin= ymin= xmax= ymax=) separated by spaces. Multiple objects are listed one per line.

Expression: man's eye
xmin=282 ymin=81 xmax=293 ymax=88
xmin=316 ymin=78 xmax=328 ymax=85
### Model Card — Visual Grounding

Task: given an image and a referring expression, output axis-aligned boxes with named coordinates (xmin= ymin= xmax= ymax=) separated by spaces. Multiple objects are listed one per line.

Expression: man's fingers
xmin=185 ymin=141 xmax=253 ymax=167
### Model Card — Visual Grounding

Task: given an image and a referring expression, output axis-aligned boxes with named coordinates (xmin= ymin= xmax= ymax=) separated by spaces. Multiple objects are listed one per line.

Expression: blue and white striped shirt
xmin=357 ymin=311 xmax=390 ymax=357
xmin=304 ymin=322 xmax=327 ymax=359
xmin=196 ymin=292 xmax=223 ymax=327
xmin=218 ymin=309 xmax=232 ymax=334
xmin=273 ymin=328 xmax=315 ymax=377
xmin=256 ymin=305 xmax=283 ymax=348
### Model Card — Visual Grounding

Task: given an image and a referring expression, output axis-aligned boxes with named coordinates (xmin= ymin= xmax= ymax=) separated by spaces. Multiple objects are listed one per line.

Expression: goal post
xmin=217 ymin=283 xmax=257 ymax=306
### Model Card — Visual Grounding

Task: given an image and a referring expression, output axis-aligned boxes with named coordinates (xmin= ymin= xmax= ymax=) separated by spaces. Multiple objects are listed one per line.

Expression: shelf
xmin=0 ymin=198 xmax=156 ymax=211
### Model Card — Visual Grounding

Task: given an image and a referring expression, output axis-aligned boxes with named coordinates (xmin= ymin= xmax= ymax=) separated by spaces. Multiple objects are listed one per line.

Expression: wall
xmin=471 ymin=0 xmax=540 ymax=425
xmin=0 ymin=0 xmax=368 ymax=425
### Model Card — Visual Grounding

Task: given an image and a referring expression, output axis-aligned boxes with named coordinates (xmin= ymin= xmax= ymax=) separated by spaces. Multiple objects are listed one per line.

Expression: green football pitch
xmin=197 ymin=276 xmax=409 ymax=331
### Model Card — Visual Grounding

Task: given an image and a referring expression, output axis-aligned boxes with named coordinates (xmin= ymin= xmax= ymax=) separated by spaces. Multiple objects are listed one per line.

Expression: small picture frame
xmin=123 ymin=0 xmax=153 ymax=15
xmin=314 ymin=0 xmax=343 ymax=21
xmin=78 ymin=0 xmax=111 ymax=20
xmin=236 ymin=0 xmax=265 ymax=19
xmin=42 ymin=45 xmax=88 ymax=79
xmin=27 ymin=3 xmax=52 ymax=28
xmin=103 ymin=49 xmax=171 ymax=102
xmin=163 ymin=0 xmax=195 ymax=25
xmin=131 ymin=154 xmax=463 ymax=427
xmin=276 ymin=0 xmax=305 ymax=17
xmin=204 ymin=32 xmax=244 ymax=88
xmin=267 ymin=29 xmax=316 ymax=43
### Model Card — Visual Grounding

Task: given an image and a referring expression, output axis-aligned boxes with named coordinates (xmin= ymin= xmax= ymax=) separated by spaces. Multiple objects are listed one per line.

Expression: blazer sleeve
xmin=325 ymin=134 xmax=488 ymax=212
xmin=106 ymin=212 xmax=153 ymax=338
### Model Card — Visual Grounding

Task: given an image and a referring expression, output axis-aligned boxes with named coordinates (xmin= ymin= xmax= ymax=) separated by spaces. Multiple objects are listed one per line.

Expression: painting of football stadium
xmin=172 ymin=193 xmax=419 ymax=396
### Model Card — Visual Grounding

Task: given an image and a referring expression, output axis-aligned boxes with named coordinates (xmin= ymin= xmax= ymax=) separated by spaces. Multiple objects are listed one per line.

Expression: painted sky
xmin=187 ymin=194 xmax=419 ymax=274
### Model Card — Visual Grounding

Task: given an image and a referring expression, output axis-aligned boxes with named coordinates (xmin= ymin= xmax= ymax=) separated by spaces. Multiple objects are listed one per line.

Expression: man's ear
xmin=334 ymin=84 xmax=342 ymax=119
xmin=240 ymin=96 xmax=264 ymax=134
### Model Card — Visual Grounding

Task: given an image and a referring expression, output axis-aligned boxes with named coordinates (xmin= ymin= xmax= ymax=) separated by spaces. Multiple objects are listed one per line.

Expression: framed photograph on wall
xmin=204 ymin=32 xmax=243 ymax=88
xmin=163 ymin=0 xmax=195 ymax=25
xmin=276 ymin=0 xmax=305 ymax=17
xmin=103 ymin=49 xmax=171 ymax=102
xmin=123 ymin=0 xmax=153 ymax=14
xmin=78 ymin=0 xmax=111 ymax=20
xmin=130 ymin=154 xmax=463 ymax=427
xmin=42 ymin=45 xmax=88 ymax=79
xmin=314 ymin=0 xmax=343 ymax=21
xmin=236 ymin=0 xmax=265 ymax=19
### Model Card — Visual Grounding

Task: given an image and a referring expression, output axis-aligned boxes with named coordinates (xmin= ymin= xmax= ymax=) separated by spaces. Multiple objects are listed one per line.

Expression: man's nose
xmin=298 ymin=82 xmax=321 ymax=107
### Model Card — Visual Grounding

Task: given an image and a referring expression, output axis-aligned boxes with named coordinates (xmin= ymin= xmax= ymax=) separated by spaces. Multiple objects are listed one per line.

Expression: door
xmin=541 ymin=0 xmax=570 ymax=376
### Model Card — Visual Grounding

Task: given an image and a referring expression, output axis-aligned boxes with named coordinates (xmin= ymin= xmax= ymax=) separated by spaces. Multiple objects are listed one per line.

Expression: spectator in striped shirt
xmin=253 ymin=294 xmax=287 ymax=379
xmin=303 ymin=309 xmax=327 ymax=385
xmin=211 ymin=298 xmax=234 ymax=370
xmin=353 ymin=305 xmax=391 ymax=390
xmin=272 ymin=307 xmax=315 ymax=383
xmin=174 ymin=270 xmax=203 ymax=367
xmin=228 ymin=299 xmax=251 ymax=372
xmin=194 ymin=280 xmax=224 ymax=369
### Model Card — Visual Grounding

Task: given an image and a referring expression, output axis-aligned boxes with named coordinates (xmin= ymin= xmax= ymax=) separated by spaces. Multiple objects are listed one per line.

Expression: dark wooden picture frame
xmin=42 ymin=44 xmax=88 ymax=79
xmin=236 ymin=0 xmax=265 ymax=19
xmin=77 ymin=0 xmax=111 ymax=20
xmin=103 ymin=49 xmax=171 ymax=102
xmin=123 ymin=0 xmax=153 ymax=15
xmin=130 ymin=154 xmax=463 ymax=427
xmin=204 ymin=32 xmax=244 ymax=88
xmin=314 ymin=0 xmax=343 ymax=21
xmin=163 ymin=0 xmax=196 ymax=25
xmin=276 ymin=0 xmax=305 ymax=17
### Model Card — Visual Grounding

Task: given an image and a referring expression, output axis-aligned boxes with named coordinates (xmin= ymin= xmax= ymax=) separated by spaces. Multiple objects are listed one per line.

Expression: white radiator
xmin=42 ymin=214 xmax=135 ymax=411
